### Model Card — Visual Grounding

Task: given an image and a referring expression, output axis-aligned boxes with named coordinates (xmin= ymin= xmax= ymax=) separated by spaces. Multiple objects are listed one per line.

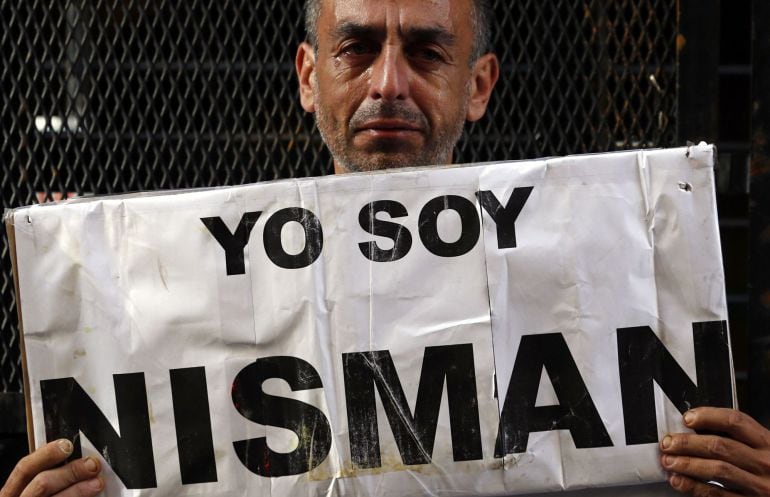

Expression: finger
xmin=661 ymin=454 xmax=766 ymax=493
xmin=660 ymin=433 xmax=766 ymax=475
xmin=684 ymin=408 xmax=770 ymax=449
xmin=1 ymin=440 xmax=74 ymax=497
xmin=19 ymin=458 xmax=101 ymax=497
xmin=45 ymin=478 xmax=102 ymax=497
xmin=667 ymin=472 xmax=743 ymax=497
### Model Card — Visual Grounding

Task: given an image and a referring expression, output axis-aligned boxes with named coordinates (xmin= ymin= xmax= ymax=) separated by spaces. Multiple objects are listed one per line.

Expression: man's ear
xmin=296 ymin=42 xmax=317 ymax=113
xmin=466 ymin=53 xmax=500 ymax=122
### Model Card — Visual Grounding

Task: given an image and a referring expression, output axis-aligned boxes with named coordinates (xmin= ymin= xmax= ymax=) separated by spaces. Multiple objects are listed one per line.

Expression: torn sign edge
xmin=688 ymin=144 xmax=740 ymax=411
xmin=2 ymin=144 xmax=719 ymax=216
xmin=3 ymin=210 xmax=36 ymax=450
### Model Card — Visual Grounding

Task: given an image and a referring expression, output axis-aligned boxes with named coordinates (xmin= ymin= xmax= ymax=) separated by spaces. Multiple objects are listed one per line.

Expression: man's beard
xmin=313 ymin=90 xmax=468 ymax=173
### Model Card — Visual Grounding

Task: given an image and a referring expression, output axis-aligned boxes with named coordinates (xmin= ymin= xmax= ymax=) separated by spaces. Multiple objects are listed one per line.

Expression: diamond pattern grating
xmin=0 ymin=0 xmax=677 ymax=396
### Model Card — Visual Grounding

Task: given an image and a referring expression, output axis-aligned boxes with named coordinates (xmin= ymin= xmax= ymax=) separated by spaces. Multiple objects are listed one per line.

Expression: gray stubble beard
xmin=312 ymin=80 xmax=470 ymax=173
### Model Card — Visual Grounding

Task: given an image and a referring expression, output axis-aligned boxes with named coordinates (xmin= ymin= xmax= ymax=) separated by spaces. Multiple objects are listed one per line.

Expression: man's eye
xmin=411 ymin=47 xmax=444 ymax=63
xmin=341 ymin=42 xmax=375 ymax=57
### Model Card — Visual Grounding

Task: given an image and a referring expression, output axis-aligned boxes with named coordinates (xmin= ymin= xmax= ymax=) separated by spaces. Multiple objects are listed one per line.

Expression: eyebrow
xmin=331 ymin=21 xmax=456 ymax=47
xmin=405 ymin=26 xmax=456 ymax=47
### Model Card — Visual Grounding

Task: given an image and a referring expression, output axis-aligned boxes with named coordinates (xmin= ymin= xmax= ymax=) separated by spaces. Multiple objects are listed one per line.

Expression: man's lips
xmin=354 ymin=120 xmax=423 ymax=134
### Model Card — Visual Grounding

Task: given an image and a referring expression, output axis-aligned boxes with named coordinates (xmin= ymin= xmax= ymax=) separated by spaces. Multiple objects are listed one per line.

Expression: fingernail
xmin=683 ymin=411 xmax=694 ymax=425
xmin=670 ymin=474 xmax=682 ymax=488
xmin=663 ymin=455 xmax=675 ymax=467
xmin=57 ymin=439 xmax=73 ymax=455
xmin=661 ymin=435 xmax=672 ymax=449
xmin=89 ymin=478 xmax=104 ymax=491
xmin=84 ymin=457 xmax=97 ymax=472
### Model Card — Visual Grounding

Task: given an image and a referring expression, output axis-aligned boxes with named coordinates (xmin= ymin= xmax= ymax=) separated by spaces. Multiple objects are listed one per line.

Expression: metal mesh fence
xmin=0 ymin=0 xmax=677 ymax=396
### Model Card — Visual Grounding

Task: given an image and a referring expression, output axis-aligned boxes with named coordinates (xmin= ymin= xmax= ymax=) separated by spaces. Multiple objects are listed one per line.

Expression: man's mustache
xmin=349 ymin=101 xmax=428 ymax=131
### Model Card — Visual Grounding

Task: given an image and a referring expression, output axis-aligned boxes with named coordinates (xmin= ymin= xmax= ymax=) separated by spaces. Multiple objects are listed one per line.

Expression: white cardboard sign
xmin=7 ymin=144 xmax=734 ymax=497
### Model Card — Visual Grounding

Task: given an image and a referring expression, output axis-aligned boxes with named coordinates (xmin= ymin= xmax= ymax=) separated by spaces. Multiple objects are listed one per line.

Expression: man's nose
xmin=369 ymin=45 xmax=410 ymax=101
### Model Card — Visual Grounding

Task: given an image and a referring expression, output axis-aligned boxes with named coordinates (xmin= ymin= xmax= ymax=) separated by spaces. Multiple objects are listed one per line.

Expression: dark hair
xmin=304 ymin=0 xmax=492 ymax=62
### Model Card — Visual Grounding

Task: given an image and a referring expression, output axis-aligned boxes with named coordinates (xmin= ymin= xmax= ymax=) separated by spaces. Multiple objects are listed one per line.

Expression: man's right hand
xmin=0 ymin=440 xmax=103 ymax=497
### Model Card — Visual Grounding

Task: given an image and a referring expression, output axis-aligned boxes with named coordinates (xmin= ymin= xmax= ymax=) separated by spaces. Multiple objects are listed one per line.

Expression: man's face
xmin=296 ymin=0 xmax=498 ymax=173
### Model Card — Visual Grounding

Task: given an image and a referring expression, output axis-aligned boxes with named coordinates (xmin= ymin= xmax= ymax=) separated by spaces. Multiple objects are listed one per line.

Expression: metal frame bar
xmin=677 ymin=0 xmax=721 ymax=143
xmin=749 ymin=0 xmax=770 ymax=426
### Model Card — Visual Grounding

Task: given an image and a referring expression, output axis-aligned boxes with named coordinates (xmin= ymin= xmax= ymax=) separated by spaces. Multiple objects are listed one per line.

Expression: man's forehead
xmin=318 ymin=0 xmax=472 ymax=37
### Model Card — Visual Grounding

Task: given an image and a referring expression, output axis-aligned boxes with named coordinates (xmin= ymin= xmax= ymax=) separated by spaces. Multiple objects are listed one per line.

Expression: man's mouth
xmin=355 ymin=119 xmax=423 ymax=136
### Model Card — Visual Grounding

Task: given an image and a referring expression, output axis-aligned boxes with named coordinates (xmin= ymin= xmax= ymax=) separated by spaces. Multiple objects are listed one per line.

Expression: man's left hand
xmin=660 ymin=407 xmax=770 ymax=496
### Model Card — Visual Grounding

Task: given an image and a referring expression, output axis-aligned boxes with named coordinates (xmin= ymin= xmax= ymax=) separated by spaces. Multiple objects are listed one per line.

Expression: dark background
xmin=1 ymin=0 xmax=767 ymax=483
